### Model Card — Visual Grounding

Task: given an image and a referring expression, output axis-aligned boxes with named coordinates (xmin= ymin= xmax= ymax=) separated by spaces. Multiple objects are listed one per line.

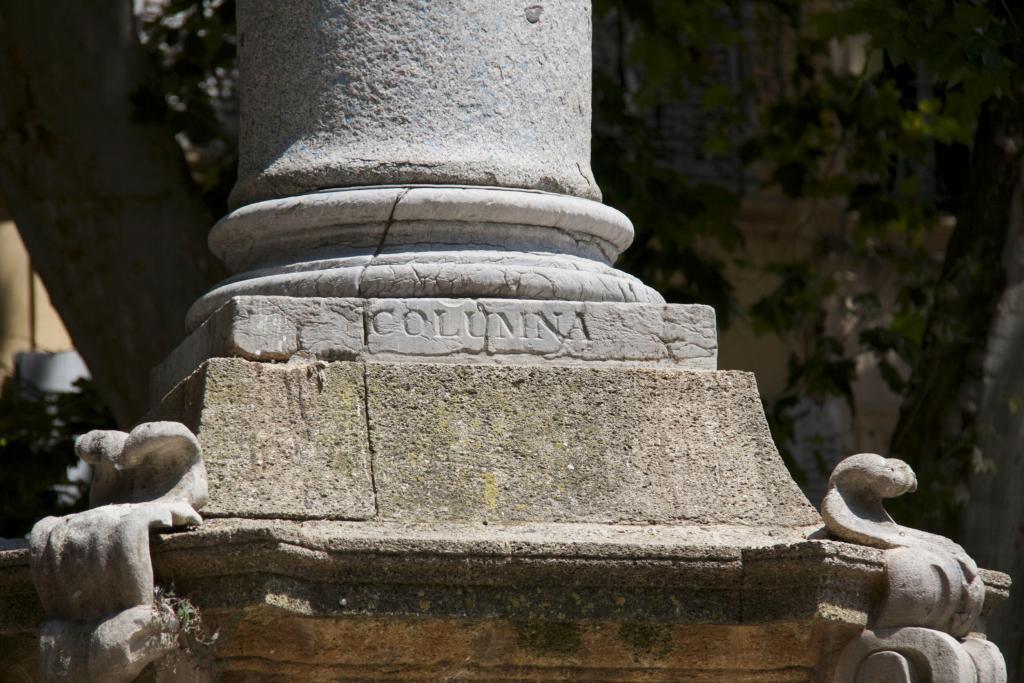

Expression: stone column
xmin=157 ymin=0 xmax=716 ymax=399
xmin=186 ymin=0 xmax=662 ymax=330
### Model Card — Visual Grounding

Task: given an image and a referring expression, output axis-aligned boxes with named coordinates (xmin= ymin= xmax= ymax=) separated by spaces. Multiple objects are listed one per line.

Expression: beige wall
xmin=0 ymin=204 xmax=74 ymax=380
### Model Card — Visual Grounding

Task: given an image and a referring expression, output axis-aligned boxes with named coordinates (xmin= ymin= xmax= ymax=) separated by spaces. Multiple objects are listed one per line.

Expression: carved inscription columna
xmin=369 ymin=305 xmax=590 ymax=343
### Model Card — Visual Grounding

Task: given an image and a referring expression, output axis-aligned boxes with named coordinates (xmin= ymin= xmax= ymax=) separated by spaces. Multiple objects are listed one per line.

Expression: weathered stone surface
xmin=832 ymin=627 xmax=982 ymax=682
xmin=31 ymin=505 xmax=196 ymax=623
xmin=77 ymin=422 xmax=208 ymax=511
xmin=821 ymin=454 xmax=1009 ymax=681
xmin=0 ymin=519 xmax=1010 ymax=681
xmin=155 ymin=297 xmax=366 ymax=402
xmin=36 ymin=605 xmax=179 ymax=683
xmin=155 ymin=296 xmax=717 ymax=403
xmin=209 ymin=187 xmax=635 ymax=275
xmin=155 ymin=358 xmax=812 ymax=528
xmin=367 ymin=363 xmax=817 ymax=526
xmin=195 ymin=0 xmax=667 ymax=320
xmin=823 ymin=454 xmax=987 ymax=637
xmin=153 ymin=359 xmax=376 ymax=520
xmin=231 ymin=1 xmax=598 ymax=207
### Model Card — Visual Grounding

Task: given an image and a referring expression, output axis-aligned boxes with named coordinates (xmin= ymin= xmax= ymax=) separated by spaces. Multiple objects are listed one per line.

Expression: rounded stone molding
xmin=209 ymin=186 xmax=637 ymax=272
xmin=831 ymin=627 xmax=978 ymax=682
xmin=231 ymin=0 xmax=598 ymax=208
xmin=188 ymin=186 xmax=664 ymax=329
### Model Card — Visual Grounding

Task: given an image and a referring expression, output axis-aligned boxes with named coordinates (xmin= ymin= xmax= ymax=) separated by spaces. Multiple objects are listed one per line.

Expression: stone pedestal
xmin=153 ymin=358 xmax=808 ymax=525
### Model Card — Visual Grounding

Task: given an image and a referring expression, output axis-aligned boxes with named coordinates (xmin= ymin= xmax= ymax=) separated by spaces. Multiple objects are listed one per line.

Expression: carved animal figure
xmin=823 ymin=453 xmax=1005 ymax=683
xmin=75 ymin=421 xmax=208 ymax=510
xmin=821 ymin=453 xmax=984 ymax=636
xmin=29 ymin=421 xmax=208 ymax=683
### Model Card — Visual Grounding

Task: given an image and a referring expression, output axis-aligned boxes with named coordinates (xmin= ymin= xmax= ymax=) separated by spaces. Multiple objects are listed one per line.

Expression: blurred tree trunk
xmin=888 ymin=95 xmax=1024 ymax=530
xmin=960 ymin=166 xmax=1024 ymax=681
xmin=0 ymin=1 xmax=224 ymax=426
xmin=888 ymin=96 xmax=1024 ymax=668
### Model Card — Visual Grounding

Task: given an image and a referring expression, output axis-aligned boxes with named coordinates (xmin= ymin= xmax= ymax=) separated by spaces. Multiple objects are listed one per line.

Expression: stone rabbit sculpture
xmin=29 ymin=422 xmax=208 ymax=683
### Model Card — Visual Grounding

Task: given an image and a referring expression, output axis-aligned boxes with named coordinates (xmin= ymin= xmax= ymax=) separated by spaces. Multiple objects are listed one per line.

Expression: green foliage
xmin=818 ymin=0 xmax=1018 ymax=122
xmin=135 ymin=0 xmax=238 ymax=215
xmin=0 ymin=378 xmax=116 ymax=538
xmin=591 ymin=0 xmax=947 ymax=480
xmin=155 ymin=585 xmax=220 ymax=654
xmin=593 ymin=0 xmax=747 ymax=324
xmin=745 ymin=0 xmax=1023 ymax=532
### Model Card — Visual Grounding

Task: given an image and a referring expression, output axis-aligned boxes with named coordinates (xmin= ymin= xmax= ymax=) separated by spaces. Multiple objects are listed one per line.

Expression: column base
xmin=187 ymin=186 xmax=665 ymax=330
xmin=151 ymin=357 xmax=805 ymax=525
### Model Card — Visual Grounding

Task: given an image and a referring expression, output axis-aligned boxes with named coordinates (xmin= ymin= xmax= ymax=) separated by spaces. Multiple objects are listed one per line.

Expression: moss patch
xmin=513 ymin=620 xmax=583 ymax=655
xmin=619 ymin=622 xmax=672 ymax=659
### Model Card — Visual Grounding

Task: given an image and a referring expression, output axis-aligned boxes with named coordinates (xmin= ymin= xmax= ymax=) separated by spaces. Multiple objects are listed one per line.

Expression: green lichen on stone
xmin=513 ymin=620 xmax=583 ymax=655
xmin=482 ymin=471 xmax=499 ymax=510
xmin=618 ymin=622 xmax=672 ymax=659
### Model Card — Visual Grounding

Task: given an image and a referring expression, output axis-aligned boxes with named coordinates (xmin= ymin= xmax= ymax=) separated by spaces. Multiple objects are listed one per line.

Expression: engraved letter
xmin=371 ymin=309 xmax=398 ymax=335
xmin=434 ymin=307 xmax=461 ymax=338
xmin=566 ymin=313 xmax=589 ymax=341
xmin=465 ymin=310 xmax=486 ymax=339
xmin=403 ymin=310 xmax=429 ymax=336
xmin=487 ymin=311 xmax=517 ymax=339
xmin=533 ymin=312 xmax=563 ymax=340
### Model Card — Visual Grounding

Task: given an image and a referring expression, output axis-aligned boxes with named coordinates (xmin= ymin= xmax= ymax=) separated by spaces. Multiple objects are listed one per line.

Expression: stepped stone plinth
xmin=0 ymin=1 xmax=1010 ymax=681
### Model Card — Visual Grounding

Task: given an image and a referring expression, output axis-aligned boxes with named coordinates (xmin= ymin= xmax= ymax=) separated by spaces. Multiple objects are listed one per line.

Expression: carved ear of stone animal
xmin=75 ymin=430 xmax=130 ymax=508
xmin=119 ymin=422 xmax=208 ymax=509
xmin=121 ymin=422 xmax=197 ymax=469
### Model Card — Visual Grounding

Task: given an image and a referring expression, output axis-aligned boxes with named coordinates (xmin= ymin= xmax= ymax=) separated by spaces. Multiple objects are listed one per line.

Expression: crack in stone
xmin=356 ymin=188 xmax=410 ymax=298
xmin=360 ymin=362 xmax=380 ymax=518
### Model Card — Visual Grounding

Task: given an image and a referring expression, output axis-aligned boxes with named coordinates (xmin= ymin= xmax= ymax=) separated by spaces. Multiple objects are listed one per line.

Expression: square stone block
xmin=153 ymin=358 xmax=375 ymax=519
xmin=154 ymin=359 xmax=815 ymax=527
xmin=365 ymin=363 xmax=817 ymax=527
